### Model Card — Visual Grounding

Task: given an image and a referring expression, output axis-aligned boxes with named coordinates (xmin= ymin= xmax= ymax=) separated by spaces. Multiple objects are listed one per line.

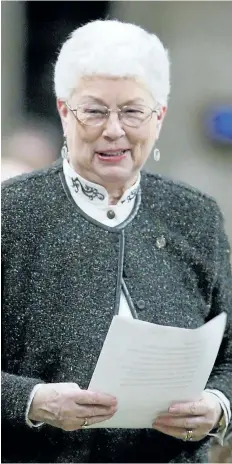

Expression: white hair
xmin=54 ymin=20 xmax=170 ymax=106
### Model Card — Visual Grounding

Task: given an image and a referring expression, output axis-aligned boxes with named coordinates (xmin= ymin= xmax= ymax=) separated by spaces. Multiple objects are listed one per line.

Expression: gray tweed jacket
xmin=2 ymin=160 xmax=232 ymax=463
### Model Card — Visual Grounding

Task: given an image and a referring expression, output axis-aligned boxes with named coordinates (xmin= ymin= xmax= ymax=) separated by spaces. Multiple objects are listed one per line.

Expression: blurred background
xmin=1 ymin=1 xmax=232 ymax=246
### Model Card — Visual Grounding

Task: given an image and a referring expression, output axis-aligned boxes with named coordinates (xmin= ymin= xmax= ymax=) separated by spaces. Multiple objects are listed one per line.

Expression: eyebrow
xmin=79 ymin=96 xmax=145 ymax=105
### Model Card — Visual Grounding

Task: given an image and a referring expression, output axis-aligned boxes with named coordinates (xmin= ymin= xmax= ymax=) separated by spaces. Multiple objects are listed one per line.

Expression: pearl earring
xmin=153 ymin=148 xmax=160 ymax=162
xmin=61 ymin=135 xmax=69 ymax=160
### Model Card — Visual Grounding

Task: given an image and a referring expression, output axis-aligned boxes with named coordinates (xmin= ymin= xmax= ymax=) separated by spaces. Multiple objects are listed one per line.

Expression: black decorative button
xmin=107 ymin=210 xmax=116 ymax=219
xmin=137 ymin=299 xmax=145 ymax=310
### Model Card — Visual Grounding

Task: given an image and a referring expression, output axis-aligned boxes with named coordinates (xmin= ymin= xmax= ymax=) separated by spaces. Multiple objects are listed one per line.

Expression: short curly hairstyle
xmin=54 ymin=19 xmax=170 ymax=106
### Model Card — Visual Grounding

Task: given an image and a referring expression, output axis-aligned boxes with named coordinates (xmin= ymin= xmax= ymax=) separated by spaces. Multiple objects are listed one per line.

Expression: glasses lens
xmin=76 ymin=104 xmax=108 ymax=126
xmin=121 ymin=105 xmax=151 ymax=127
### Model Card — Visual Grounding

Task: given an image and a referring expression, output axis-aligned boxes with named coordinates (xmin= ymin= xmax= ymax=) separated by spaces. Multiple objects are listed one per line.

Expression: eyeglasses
xmin=65 ymin=102 xmax=160 ymax=128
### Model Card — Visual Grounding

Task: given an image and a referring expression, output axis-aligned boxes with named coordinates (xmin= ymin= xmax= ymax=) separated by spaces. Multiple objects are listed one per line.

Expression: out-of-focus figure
xmin=1 ymin=120 xmax=59 ymax=182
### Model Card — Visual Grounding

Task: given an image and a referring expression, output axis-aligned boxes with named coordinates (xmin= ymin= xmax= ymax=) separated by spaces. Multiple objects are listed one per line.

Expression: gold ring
xmin=184 ymin=429 xmax=193 ymax=441
xmin=82 ymin=418 xmax=89 ymax=428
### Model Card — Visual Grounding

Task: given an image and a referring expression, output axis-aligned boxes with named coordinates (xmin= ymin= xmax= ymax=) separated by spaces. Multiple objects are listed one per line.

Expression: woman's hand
xmin=28 ymin=382 xmax=117 ymax=431
xmin=153 ymin=391 xmax=223 ymax=441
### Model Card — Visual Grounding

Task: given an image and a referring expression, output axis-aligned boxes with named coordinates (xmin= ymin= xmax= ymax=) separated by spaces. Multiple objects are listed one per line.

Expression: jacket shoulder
xmin=141 ymin=170 xmax=219 ymax=210
xmin=1 ymin=160 xmax=62 ymax=204
xmin=1 ymin=161 xmax=64 ymax=241
xmin=2 ymin=159 xmax=62 ymax=190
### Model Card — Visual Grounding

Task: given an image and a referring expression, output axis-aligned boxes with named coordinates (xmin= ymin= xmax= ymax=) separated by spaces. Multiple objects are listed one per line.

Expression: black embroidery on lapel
xmin=121 ymin=188 xmax=139 ymax=204
xmin=71 ymin=177 xmax=105 ymax=201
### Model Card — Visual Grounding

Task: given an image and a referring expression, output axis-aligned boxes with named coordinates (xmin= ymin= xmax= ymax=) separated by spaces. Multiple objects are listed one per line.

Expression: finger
xmin=51 ymin=402 xmax=117 ymax=420
xmin=44 ymin=418 xmax=84 ymax=431
xmin=75 ymin=403 xmax=117 ymax=418
xmin=44 ymin=413 xmax=114 ymax=431
xmin=73 ymin=390 xmax=117 ymax=407
xmin=169 ymin=400 xmax=209 ymax=417
xmin=80 ymin=413 xmax=115 ymax=427
xmin=152 ymin=423 xmax=206 ymax=442
xmin=154 ymin=415 xmax=208 ymax=430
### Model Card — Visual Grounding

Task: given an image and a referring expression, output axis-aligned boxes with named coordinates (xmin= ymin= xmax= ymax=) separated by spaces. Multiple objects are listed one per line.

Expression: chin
xmin=96 ymin=166 xmax=133 ymax=184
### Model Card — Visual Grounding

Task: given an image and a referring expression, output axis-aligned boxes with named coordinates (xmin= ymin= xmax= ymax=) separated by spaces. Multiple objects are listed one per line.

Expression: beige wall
xmin=110 ymin=2 xmax=232 ymax=243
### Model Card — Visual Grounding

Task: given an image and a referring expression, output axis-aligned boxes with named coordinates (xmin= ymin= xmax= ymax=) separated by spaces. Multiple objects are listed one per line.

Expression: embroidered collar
xmin=63 ymin=159 xmax=140 ymax=206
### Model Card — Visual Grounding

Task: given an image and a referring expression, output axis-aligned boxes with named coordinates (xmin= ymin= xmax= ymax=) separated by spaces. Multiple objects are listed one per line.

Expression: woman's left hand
xmin=153 ymin=391 xmax=223 ymax=441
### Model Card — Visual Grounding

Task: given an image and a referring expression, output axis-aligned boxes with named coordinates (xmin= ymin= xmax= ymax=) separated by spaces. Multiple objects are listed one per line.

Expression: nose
xmin=102 ymin=112 xmax=125 ymax=140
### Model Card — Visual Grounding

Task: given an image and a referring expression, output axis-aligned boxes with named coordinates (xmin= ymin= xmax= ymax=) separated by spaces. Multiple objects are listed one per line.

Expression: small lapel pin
xmin=155 ymin=235 xmax=167 ymax=249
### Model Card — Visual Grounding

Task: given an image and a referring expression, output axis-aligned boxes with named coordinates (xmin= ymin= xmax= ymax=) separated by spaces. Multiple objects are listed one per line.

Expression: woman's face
xmin=57 ymin=77 xmax=166 ymax=188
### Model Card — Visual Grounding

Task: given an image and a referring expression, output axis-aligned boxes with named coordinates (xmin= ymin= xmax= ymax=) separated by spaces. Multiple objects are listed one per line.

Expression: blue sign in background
xmin=204 ymin=105 xmax=232 ymax=144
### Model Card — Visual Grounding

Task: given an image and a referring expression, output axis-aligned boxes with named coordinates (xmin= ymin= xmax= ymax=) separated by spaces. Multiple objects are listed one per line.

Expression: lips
xmin=95 ymin=149 xmax=129 ymax=157
xmin=95 ymin=149 xmax=130 ymax=162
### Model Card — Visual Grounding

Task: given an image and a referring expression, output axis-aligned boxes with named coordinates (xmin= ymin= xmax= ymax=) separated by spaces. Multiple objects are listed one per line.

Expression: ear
xmin=57 ymin=99 xmax=69 ymax=134
xmin=156 ymin=106 xmax=167 ymax=140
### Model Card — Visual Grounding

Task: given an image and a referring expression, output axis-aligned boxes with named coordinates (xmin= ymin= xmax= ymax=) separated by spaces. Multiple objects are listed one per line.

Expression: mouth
xmin=95 ymin=149 xmax=130 ymax=162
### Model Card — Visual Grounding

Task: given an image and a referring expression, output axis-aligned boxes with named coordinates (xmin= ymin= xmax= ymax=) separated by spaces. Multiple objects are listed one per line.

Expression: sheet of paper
xmin=87 ymin=312 xmax=227 ymax=429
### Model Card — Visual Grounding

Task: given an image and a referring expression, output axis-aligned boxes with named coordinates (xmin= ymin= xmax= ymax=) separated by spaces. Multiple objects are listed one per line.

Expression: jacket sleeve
xmin=1 ymin=372 xmax=43 ymax=425
xmin=1 ymin=371 xmax=45 ymax=425
xmin=205 ymin=202 xmax=232 ymax=405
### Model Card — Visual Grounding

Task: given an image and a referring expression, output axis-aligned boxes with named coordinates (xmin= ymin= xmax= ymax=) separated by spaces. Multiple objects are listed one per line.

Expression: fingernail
xmin=110 ymin=406 xmax=118 ymax=412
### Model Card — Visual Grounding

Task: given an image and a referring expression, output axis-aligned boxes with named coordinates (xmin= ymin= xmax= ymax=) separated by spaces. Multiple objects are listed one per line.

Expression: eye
xmin=80 ymin=106 xmax=107 ymax=115
xmin=86 ymin=108 xmax=106 ymax=114
xmin=123 ymin=107 xmax=145 ymax=114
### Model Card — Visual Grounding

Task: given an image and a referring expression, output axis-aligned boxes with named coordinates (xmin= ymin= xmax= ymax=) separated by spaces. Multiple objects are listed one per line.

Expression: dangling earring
xmin=153 ymin=148 xmax=160 ymax=162
xmin=61 ymin=135 xmax=69 ymax=160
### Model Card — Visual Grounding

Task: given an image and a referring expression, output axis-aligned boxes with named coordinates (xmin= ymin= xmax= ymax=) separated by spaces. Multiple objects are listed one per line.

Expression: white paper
xmin=88 ymin=312 xmax=227 ymax=429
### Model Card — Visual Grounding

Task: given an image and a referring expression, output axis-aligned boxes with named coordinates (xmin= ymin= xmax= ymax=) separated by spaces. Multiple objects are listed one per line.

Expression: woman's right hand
xmin=28 ymin=382 xmax=117 ymax=431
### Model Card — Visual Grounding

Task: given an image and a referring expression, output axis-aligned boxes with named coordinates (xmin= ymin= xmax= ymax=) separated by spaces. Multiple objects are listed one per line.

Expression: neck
xmin=108 ymin=190 xmax=126 ymax=206
xmin=105 ymin=178 xmax=138 ymax=205
xmin=70 ymin=162 xmax=138 ymax=204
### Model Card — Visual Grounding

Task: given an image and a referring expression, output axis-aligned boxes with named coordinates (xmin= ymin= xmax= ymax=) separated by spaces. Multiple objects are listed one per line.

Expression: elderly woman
xmin=2 ymin=20 xmax=232 ymax=463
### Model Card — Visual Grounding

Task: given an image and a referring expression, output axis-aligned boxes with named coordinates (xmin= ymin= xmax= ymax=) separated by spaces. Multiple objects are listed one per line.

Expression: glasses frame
xmin=65 ymin=102 xmax=161 ymax=128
